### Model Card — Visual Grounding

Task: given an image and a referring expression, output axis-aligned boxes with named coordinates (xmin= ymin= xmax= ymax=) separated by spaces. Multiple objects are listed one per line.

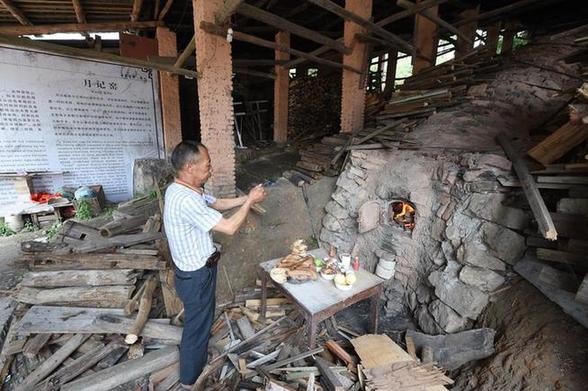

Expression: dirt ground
xmin=454 ymin=277 xmax=588 ymax=391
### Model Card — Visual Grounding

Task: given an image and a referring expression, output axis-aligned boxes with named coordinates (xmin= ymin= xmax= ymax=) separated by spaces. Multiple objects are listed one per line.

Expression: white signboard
xmin=0 ymin=45 xmax=164 ymax=214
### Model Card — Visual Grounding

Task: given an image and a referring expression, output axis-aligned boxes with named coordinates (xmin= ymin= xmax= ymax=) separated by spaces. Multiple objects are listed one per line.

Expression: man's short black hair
xmin=170 ymin=141 xmax=207 ymax=173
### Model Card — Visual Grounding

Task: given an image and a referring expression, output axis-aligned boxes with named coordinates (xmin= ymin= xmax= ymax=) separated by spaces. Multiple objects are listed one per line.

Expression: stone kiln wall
xmin=320 ymin=149 xmax=528 ymax=334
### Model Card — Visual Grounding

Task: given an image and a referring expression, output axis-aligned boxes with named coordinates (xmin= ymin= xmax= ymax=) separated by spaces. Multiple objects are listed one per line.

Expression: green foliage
xmin=0 ymin=222 xmax=15 ymax=237
xmin=45 ymin=221 xmax=62 ymax=240
xmin=75 ymin=199 xmax=93 ymax=220
xmin=148 ymin=190 xmax=158 ymax=200
xmin=22 ymin=220 xmax=37 ymax=232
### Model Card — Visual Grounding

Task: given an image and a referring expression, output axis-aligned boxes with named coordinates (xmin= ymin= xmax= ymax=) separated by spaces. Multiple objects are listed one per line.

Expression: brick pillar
xmin=486 ymin=21 xmax=501 ymax=55
xmin=501 ymin=21 xmax=517 ymax=55
xmin=412 ymin=1 xmax=439 ymax=74
xmin=340 ymin=0 xmax=372 ymax=134
xmin=455 ymin=7 xmax=479 ymax=58
xmin=156 ymin=27 xmax=182 ymax=155
xmin=193 ymin=0 xmax=236 ymax=197
xmin=383 ymin=50 xmax=398 ymax=98
xmin=273 ymin=31 xmax=290 ymax=143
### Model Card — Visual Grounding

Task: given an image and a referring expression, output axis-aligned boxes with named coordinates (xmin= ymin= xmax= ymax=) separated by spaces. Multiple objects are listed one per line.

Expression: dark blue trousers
xmin=174 ymin=265 xmax=217 ymax=385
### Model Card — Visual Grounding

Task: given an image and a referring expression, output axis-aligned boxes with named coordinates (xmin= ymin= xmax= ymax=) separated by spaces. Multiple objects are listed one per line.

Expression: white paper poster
xmin=0 ymin=45 xmax=164 ymax=213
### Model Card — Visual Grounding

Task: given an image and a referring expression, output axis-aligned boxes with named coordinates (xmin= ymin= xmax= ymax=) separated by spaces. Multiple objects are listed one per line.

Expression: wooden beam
xmin=131 ymin=0 xmax=144 ymax=22
xmin=200 ymin=22 xmax=361 ymax=73
xmin=377 ymin=0 xmax=447 ymax=26
xmin=235 ymin=68 xmax=275 ymax=79
xmin=0 ymin=0 xmax=32 ymax=26
xmin=496 ymin=133 xmax=557 ymax=241
xmin=307 ymin=0 xmax=414 ymax=54
xmin=237 ymin=3 xmax=351 ymax=54
xmin=158 ymin=0 xmax=174 ymax=21
xmin=173 ymin=34 xmax=195 ymax=69
xmin=0 ymin=34 xmax=197 ymax=78
xmin=215 ymin=0 xmax=246 ymax=25
xmin=0 ymin=20 xmax=163 ymax=35
xmin=71 ymin=0 xmax=86 ymax=24
xmin=455 ymin=0 xmax=549 ymax=26
xmin=61 ymin=346 xmax=179 ymax=391
xmin=285 ymin=0 xmax=444 ymax=69
xmin=397 ymin=0 xmax=472 ymax=44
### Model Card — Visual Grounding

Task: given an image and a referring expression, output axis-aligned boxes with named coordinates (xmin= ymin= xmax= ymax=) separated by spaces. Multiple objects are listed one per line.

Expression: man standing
xmin=163 ymin=141 xmax=266 ymax=388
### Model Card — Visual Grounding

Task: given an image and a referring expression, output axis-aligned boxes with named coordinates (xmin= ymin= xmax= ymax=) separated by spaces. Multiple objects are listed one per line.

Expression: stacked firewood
xmin=0 ymin=196 xmax=185 ymax=390
xmin=372 ymin=47 xmax=500 ymax=127
xmin=288 ymin=73 xmax=342 ymax=142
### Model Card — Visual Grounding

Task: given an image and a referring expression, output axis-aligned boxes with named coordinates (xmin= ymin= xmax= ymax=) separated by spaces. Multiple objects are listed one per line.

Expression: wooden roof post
xmin=340 ymin=0 xmax=373 ymax=134
xmin=156 ymin=27 xmax=182 ymax=156
xmin=194 ymin=0 xmax=236 ymax=197
xmin=412 ymin=0 xmax=439 ymax=74
xmin=274 ymin=31 xmax=290 ymax=143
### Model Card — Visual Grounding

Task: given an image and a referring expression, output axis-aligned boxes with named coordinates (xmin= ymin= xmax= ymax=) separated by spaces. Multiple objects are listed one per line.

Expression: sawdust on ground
xmin=454 ymin=277 xmax=588 ymax=391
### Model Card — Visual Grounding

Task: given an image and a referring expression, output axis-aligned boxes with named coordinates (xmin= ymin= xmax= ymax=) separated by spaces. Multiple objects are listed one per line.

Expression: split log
xmin=16 ymin=306 xmax=183 ymax=344
xmin=125 ymin=275 xmax=158 ymax=344
xmin=24 ymin=253 xmax=166 ymax=271
xmin=22 ymin=333 xmax=52 ymax=359
xmin=61 ymin=346 xmax=179 ymax=391
xmin=19 ymin=270 xmax=139 ymax=288
xmin=315 ymin=357 xmax=344 ymax=391
xmin=324 ymin=340 xmax=355 ymax=367
xmin=496 ymin=133 xmax=557 ymax=240
xmin=13 ymin=286 xmax=135 ymax=308
xmin=14 ymin=333 xmax=90 ymax=391
xmin=99 ymin=215 xmax=150 ymax=237
xmin=527 ymin=122 xmax=588 ymax=166
xmin=42 ymin=339 xmax=126 ymax=391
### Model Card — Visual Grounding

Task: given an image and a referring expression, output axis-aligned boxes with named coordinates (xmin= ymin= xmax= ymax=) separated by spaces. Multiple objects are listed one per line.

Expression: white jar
xmin=376 ymin=259 xmax=396 ymax=279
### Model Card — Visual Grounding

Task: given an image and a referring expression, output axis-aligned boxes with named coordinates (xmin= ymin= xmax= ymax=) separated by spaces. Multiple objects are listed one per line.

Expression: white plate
xmin=321 ymin=271 xmax=336 ymax=280
xmin=335 ymin=281 xmax=353 ymax=291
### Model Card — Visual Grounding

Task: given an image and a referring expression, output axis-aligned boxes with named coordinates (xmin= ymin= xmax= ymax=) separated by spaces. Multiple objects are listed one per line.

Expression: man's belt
xmin=205 ymin=250 xmax=221 ymax=268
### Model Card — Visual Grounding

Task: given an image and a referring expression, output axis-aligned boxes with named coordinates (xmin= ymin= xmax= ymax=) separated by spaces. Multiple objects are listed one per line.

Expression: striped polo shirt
xmin=163 ymin=182 xmax=222 ymax=271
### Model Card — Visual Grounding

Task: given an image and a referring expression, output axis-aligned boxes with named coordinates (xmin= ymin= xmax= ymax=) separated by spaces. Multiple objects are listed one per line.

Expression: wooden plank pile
xmin=289 ymin=121 xmax=423 ymax=184
xmin=0 ymin=196 xmax=187 ymax=390
xmin=372 ymin=47 xmax=500 ymax=127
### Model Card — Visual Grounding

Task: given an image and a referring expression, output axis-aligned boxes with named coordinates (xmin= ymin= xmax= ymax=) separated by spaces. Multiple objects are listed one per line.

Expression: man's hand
xmin=248 ymin=184 xmax=267 ymax=204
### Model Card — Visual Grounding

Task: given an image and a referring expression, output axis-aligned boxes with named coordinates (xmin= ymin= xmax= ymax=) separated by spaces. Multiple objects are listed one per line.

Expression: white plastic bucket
xmin=376 ymin=260 xmax=396 ymax=279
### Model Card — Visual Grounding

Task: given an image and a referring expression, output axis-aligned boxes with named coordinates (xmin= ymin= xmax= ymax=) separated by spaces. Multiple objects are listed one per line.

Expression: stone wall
xmin=320 ymin=149 xmax=528 ymax=334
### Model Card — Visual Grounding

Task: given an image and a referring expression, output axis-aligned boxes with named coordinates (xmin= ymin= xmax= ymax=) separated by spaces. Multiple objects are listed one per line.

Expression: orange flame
xmin=391 ymin=201 xmax=416 ymax=230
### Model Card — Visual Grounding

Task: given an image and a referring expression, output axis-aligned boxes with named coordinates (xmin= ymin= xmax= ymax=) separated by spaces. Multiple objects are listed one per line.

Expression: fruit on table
xmin=334 ymin=273 xmax=346 ymax=285
xmin=345 ymin=273 xmax=356 ymax=285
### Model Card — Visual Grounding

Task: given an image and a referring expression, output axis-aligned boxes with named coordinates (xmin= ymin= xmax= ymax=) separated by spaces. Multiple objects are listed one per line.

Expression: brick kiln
xmin=320 ymin=33 xmax=584 ymax=334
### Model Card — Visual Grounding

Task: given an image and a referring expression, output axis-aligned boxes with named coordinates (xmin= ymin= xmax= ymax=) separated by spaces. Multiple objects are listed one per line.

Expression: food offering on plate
xmin=334 ymin=271 xmax=357 ymax=291
xmin=269 ymin=240 xmax=318 ymax=284
xmin=320 ymin=266 xmax=337 ymax=280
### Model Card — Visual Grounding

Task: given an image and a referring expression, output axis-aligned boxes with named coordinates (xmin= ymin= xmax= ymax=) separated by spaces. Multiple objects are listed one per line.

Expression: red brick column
xmin=193 ymin=0 xmax=236 ymax=197
xmin=340 ymin=0 xmax=372 ymax=134
xmin=156 ymin=27 xmax=182 ymax=155
xmin=455 ymin=7 xmax=479 ymax=58
xmin=274 ymin=31 xmax=290 ymax=143
xmin=412 ymin=1 xmax=439 ymax=74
